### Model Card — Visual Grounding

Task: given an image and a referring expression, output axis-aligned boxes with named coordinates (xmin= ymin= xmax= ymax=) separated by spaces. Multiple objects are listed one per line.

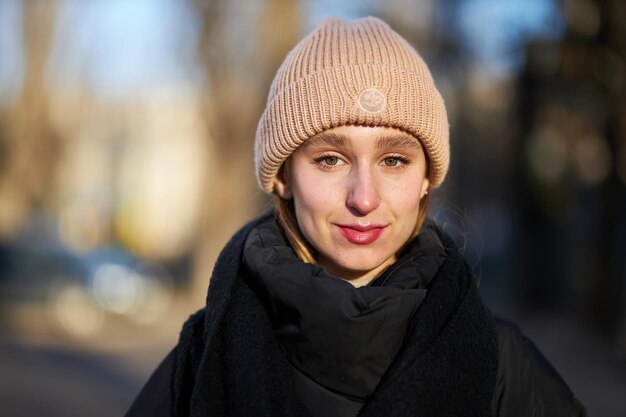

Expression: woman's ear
xmin=274 ymin=164 xmax=293 ymax=199
xmin=420 ymin=178 xmax=430 ymax=199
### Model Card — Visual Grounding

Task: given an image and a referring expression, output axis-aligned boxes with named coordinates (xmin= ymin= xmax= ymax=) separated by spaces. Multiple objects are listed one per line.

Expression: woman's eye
xmin=314 ymin=154 xmax=344 ymax=169
xmin=322 ymin=156 xmax=340 ymax=166
xmin=383 ymin=157 xmax=402 ymax=167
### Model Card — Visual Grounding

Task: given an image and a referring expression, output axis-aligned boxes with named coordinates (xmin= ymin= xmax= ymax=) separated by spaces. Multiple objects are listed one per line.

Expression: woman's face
xmin=275 ymin=125 xmax=429 ymax=286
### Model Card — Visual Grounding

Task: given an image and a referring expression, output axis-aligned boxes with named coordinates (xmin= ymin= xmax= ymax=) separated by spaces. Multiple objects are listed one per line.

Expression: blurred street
xmin=0 ymin=300 xmax=185 ymax=417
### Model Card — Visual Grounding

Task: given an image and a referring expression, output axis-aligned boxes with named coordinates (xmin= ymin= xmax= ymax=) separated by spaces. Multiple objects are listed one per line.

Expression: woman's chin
xmin=318 ymin=252 xmax=396 ymax=284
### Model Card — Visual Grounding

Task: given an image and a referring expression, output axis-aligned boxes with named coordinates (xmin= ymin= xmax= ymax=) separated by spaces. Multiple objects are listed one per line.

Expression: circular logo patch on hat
xmin=358 ymin=88 xmax=386 ymax=113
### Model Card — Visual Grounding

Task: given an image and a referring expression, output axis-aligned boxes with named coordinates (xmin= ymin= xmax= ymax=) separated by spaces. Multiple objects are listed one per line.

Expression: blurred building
xmin=515 ymin=0 xmax=626 ymax=344
xmin=49 ymin=88 xmax=208 ymax=261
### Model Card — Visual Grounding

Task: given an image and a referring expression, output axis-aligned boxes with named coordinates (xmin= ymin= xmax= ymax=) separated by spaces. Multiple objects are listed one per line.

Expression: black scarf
xmin=171 ymin=213 xmax=499 ymax=417
xmin=242 ymin=216 xmax=446 ymax=407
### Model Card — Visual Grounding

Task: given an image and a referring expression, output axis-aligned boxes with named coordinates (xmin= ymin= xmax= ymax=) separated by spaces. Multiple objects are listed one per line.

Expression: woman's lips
xmin=336 ymin=224 xmax=387 ymax=245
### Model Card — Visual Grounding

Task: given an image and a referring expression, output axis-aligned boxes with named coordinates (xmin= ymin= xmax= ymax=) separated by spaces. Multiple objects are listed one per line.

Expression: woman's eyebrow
xmin=303 ymin=132 xmax=349 ymax=149
xmin=377 ymin=134 xmax=421 ymax=150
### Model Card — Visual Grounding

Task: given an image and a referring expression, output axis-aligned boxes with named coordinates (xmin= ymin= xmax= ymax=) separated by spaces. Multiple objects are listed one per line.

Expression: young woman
xmin=126 ymin=17 xmax=586 ymax=417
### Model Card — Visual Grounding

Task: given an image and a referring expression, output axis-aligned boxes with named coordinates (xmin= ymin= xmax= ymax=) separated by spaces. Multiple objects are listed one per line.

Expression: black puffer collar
xmin=242 ymin=216 xmax=446 ymax=401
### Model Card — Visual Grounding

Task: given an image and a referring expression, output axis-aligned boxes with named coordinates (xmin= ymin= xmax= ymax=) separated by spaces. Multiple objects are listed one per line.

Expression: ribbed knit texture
xmin=255 ymin=17 xmax=450 ymax=192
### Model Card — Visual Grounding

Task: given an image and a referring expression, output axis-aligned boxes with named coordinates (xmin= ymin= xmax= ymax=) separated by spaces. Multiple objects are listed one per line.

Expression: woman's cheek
xmin=296 ymin=173 xmax=340 ymax=211
xmin=384 ymin=181 xmax=422 ymax=210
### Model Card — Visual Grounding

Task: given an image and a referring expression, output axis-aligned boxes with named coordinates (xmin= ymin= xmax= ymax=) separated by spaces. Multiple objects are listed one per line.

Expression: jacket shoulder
xmin=492 ymin=316 xmax=586 ymax=417
xmin=125 ymin=347 xmax=177 ymax=417
xmin=125 ymin=309 xmax=207 ymax=417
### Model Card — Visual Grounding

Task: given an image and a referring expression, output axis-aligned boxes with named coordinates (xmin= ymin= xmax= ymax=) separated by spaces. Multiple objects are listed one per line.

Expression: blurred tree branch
xmin=0 ymin=0 xmax=60 ymax=236
xmin=188 ymin=0 xmax=301 ymax=304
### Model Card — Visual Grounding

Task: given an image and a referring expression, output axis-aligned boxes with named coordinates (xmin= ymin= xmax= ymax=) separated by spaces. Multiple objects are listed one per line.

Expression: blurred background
xmin=0 ymin=0 xmax=624 ymax=415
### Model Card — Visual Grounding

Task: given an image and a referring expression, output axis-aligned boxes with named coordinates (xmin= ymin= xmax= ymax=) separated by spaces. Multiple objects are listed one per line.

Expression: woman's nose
xmin=346 ymin=167 xmax=381 ymax=215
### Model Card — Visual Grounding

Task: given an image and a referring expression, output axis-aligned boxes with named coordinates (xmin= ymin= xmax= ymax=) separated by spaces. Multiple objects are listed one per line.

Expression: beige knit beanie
xmin=255 ymin=16 xmax=449 ymax=192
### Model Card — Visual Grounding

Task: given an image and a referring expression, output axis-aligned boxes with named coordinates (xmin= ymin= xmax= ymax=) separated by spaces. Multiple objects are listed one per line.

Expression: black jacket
xmin=126 ymin=215 xmax=586 ymax=417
